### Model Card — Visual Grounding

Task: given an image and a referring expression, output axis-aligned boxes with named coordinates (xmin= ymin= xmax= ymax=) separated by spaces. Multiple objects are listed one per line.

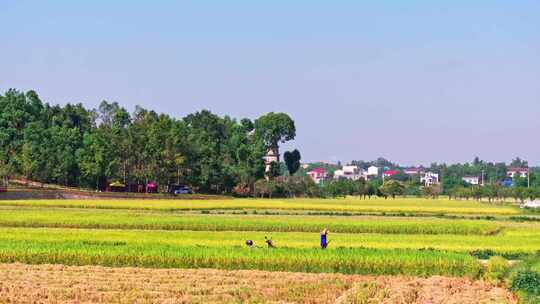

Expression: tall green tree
xmin=254 ymin=112 xmax=296 ymax=149
xmin=284 ymin=149 xmax=301 ymax=176
xmin=379 ymin=180 xmax=405 ymax=199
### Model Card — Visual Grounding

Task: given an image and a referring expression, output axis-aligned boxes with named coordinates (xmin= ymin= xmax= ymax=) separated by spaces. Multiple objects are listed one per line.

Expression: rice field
xmin=0 ymin=264 xmax=516 ymax=304
xmin=0 ymin=224 xmax=538 ymax=256
xmin=0 ymin=208 xmax=503 ymax=235
xmin=0 ymin=197 xmax=520 ymax=215
xmin=0 ymin=240 xmax=481 ymax=277
xmin=0 ymin=197 xmax=536 ymax=282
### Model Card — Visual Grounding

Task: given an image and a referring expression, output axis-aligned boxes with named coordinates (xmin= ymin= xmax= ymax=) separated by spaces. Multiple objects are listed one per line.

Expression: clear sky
xmin=1 ymin=1 xmax=539 ymax=165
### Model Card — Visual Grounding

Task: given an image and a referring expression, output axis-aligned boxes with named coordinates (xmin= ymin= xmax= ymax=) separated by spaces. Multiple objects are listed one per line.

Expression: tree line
xmin=0 ymin=89 xmax=297 ymax=194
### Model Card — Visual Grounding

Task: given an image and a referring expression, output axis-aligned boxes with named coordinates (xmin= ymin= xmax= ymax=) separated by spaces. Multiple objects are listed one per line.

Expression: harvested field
xmin=0 ymin=263 xmax=516 ymax=304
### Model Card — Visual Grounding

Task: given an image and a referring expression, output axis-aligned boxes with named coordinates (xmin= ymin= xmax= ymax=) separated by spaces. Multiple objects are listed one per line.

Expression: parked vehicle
xmin=0 ymin=179 xmax=7 ymax=192
xmin=169 ymin=184 xmax=193 ymax=195
xmin=146 ymin=182 xmax=158 ymax=193
xmin=109 ymin=182 xmax=126 ymax=192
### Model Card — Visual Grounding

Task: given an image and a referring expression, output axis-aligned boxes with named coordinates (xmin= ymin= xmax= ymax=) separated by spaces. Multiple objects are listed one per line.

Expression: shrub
xmin=511 ymin=270 xmax=540 ymax=295
xmin=470 ymin=249 xmax=496 ymax=259
xmin=485 ymin=256 xmax=509 ymax=282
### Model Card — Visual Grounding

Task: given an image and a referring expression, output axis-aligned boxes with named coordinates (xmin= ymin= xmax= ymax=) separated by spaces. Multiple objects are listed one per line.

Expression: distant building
xmin=404 ymin=167 xmax=424 ymax=175
xmin=462 ymin=176 xmax=481 ymax=185
xmin=263 ymin=147 xmax=279 ymax=174
xmin=383 ymin=170 xmax=399 ymax=178
xmin=507 ymin=167 xmax=528 ymax=178
xmin=367 ymin=166 xmax=379 ymax=177
xmin=421 ymin=172 xmax=439 ymax=186
xmin=334 ymin=165 xmax=363 ymax=181
xmin=307 ymin=168 xmax=328 ymax=184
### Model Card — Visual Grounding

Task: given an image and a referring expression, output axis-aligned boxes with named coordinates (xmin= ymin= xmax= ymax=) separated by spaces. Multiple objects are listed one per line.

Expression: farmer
xmin=245 ymin=240 xmax=254 ymax=248
xmin=320 ymin=228 xmax=329 ymax=249
xmin=264 ymin=236 xmax=275 ymax=248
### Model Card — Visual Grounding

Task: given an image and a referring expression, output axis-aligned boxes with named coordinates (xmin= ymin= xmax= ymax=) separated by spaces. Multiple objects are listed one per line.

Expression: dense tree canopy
xmin=254 ymin=112 xmax=296 ymax=149
xmin=0 ymin=89 xmax=295 ymax=194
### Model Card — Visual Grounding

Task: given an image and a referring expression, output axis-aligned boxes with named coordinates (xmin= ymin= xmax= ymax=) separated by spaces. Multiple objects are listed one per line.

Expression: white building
xmin=462 ymin=176 xmax=481 ymax=185
xmin=507 ymin=168 xmax=528 ymax=178
xmin=263 ymin=148 xmax=279 ymax=174
xmin=334 ymin=165 xmax=364 ymax=181
xmin=404 ymin=167 xmax=424 ymax=175
xmin=421 ymin=172 xmax=439 ymax=186
xmin=367 ymin=166 xmax=379 ymax=177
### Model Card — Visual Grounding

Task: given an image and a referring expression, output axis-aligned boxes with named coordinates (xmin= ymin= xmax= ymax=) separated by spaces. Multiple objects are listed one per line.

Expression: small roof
xmin=309 ymin=168 xmax=327 ymax=174
xmin=404 ymin=167 xmax=424 ymax=171
xmin=266 ymin=148 xmax=279 ymax=156
xmin=508 ymin=167 xmax=529 ymax=172
xmin=384 ymin=170 xmax=399 ymax=176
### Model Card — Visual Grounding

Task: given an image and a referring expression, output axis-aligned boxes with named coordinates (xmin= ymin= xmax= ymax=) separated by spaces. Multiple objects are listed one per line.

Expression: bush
xmin=512 ymin=270 xmax=540 ymax=295
xmin=470 ymin=249 xmax=496 ymax=259
xmin=485 ymin=256 xmax=509 ymax=282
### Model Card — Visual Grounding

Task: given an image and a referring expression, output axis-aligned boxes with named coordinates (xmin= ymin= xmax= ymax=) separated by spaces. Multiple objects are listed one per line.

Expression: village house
xmin=421 ymin=172 xmax=439 ymax=187
xmin=334 ymin=165 xmax=364 ymax=181
xmin=383 ymin=170 xmax=399 ymax=178
xmin=462 ymin=176 xmax=481 ymax=185
xmin=367 ymin=166 xmax=379 ymax=177
xmin=307 ymin=168 xmax=328 ymax=184
xmin=404 ymin=167 xmax=424 ymax=175
xmin=263 ymin=148 xmax=279 ymax=173
xmin=507 ymin=167 xmax=529 ymax=178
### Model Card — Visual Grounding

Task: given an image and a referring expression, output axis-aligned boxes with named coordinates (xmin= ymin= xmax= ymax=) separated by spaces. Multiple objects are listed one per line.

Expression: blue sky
xmin=1 ymin=1 xmax=539 ymax=165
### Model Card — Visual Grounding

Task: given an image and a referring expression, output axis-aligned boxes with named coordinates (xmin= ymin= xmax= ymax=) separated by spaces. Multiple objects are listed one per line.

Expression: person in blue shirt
xmin=320 ymin=228 xmax=329 ymax=249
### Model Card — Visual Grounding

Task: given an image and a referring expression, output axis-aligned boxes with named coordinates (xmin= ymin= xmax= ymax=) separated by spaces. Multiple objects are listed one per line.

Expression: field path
xmin=0 ymin=263 xmax=516 ymax=304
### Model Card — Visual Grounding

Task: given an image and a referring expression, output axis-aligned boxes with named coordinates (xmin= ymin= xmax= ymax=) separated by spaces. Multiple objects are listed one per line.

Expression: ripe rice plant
xmin=0 ymin=226 xmax=538 ymax=256
xmin=0 ymin=197 xmax=534 ymax=281
xmin=0 ymin=240 xmax=482 ymax=278
xmin=0 ymin=197 xmax=520 ymax=215
xmin=0 ymin=208 xmax=503 ymax=235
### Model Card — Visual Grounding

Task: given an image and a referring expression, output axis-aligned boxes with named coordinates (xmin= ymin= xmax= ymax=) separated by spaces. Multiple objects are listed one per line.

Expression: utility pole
xmin=528 ymin=168 xmax=530 ymax=188
xmin=481 ymin=170 xmax=485 ymax=186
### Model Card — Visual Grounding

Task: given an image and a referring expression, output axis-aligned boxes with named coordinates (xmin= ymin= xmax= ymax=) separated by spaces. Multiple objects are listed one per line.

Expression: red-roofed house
xmin=383 ymin=170 xmax=399 ymax=178
xmin=507 ymin=168 xmax=529 ymax=178
xmin=307 ymin=168 xmax=328 ymax=184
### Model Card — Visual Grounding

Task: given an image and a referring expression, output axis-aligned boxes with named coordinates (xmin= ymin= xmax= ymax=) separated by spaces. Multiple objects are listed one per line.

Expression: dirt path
xmin=0 ymin=263 xmax=516 ymax=304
